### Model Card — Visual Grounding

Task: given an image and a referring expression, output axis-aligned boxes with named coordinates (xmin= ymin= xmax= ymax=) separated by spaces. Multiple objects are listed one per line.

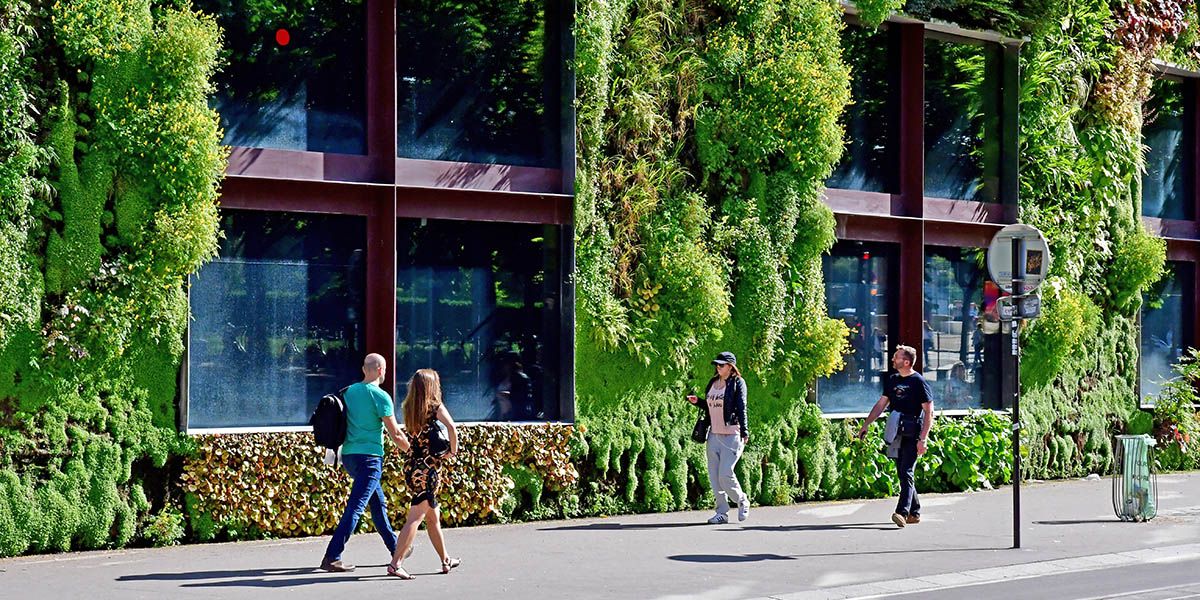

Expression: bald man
xmin=320 ymin=353 xmax=409 ymax=572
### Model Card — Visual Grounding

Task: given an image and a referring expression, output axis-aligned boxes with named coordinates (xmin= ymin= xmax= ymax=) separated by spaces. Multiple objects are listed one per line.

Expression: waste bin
xmin=1112 ymin=434 xmax=1157 ymax=522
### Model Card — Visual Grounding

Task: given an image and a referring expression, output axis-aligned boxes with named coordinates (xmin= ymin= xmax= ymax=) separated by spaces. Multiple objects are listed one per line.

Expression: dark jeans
xmin=894 ymin=436 xmax=921 ymax=516
xmin=323 ymin=454 xmax=398 ymax=562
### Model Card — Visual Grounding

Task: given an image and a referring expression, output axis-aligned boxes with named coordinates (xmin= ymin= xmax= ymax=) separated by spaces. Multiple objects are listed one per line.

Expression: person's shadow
xmin=116 ymin=565 xmax=423 ymax=589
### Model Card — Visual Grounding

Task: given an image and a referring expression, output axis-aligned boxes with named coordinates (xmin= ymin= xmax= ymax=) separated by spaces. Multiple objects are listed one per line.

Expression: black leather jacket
xmin=694 ymin=375 xmax=748 ymax=438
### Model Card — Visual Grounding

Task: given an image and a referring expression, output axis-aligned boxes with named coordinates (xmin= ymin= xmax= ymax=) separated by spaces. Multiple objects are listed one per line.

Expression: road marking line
xmin=768 ymin=543 xmax=1200 ymax=600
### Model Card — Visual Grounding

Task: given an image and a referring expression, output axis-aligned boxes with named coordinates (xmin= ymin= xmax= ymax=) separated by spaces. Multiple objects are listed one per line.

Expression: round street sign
xmin=987 ymin=224 xmax=1051 ymax=294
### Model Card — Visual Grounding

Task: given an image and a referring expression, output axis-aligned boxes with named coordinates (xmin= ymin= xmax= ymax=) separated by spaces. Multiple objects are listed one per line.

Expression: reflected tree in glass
xmin=396 ymin=219 xmax=561 ymax=422
xmin=827 ymin=24 xmax=897 ymax=193
xmin=1141 ymin=262 xmax=1193 ymax=402
xmin=1142 ymin=77 xmax=1192 ymax=220
xmin=923 ymin=247 xmax=996 ymax=410
xmin=189 ymin=211 xmax=367 ymax=428
xmin=924 ymin=38 xmax=1001 ymax=202
xmin=196 ymin=0 xmax=367 ymax=153
xmin=397 ymin=0 xmax=560 ymax=167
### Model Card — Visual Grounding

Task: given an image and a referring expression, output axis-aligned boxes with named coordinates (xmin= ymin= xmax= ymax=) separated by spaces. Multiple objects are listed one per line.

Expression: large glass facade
xmin=1143 ymin=77 xmax=1193 ymax=221
xmin=396 ymin=0 xmax=562 ymax=167
xmin=923 ymin=247 xmax=999 ymax=410
xmin=197 ymin=0 xmax=368 ymax=154
xmin=395 ymin=218 xmax=562 ymax=421
xmin=188 ymin=211 xmax=368 ymax=429
xmin=827 ymin=24 xmax=898 ymax=193
xmin=924 ymin=38 xmax=1002 ymax=202
xmin=818 ymin=242 xmax=898 ymax=413
xmin=1141 ymin=262 xmax=1194 ymax=403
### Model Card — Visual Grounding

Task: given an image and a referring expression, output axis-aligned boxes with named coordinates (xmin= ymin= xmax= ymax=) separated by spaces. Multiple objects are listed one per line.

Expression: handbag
xmin=691 ymin=415 xmax=710 ymax=444
xmin=898 ymin=413 xmax=922 ymax=438
xmin=428 ymin=419 xmax=451 ymax=456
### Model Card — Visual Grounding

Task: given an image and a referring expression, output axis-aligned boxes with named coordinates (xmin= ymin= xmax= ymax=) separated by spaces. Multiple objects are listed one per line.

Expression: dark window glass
xmin=1142 ymin=77 xmax=1193 ymax=220
xmin=189 ymin=211 xmax=367 ymax=429
xmin=827 ymin=25 xmax=897 ymax=193
xmin=924 ymin=38 xmax=1002 ymax=202
xmin=923 ymin=247 xmax=1000 ymax=410
xmin=197 ymin=0 xmax=367 ymax=154
xmin=818 ymin=242 xmax=898 ymax=413
xmin=396 ymin=219 xmax=562 ymax=421
xmin=397 ymin=0 xmax=561 ymax=167
xmin=1141 ymin=262 xmax=1194 ymax=403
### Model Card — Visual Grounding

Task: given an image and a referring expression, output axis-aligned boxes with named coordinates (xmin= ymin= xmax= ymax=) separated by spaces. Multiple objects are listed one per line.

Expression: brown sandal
xmin=441 ymin=557 xmax=461 ymax=574
xmin=386 ymin=564 xmax=414 ymax=580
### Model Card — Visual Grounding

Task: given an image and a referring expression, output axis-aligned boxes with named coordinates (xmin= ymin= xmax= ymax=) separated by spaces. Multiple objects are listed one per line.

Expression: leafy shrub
xmin=141 ymin=508 xmax=185 ymax=547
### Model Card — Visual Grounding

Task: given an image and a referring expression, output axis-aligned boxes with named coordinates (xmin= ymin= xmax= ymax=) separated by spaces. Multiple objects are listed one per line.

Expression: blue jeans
xmin=894 ymin=436 xmax=922 ymax=517
xmin=323 ymin=454 xmax=398 ymax=562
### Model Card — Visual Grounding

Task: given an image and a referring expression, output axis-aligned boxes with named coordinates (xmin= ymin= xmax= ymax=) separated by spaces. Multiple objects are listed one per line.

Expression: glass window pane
xmin=188 ymin=211 xmax=368 ymax=428
xmin=396 ymin=219 xmax=561 ymax=421
xmin=397 ymin=0 xmax=561 ymax=167
xmin=1142 ymin=78 xmax=1193 ymax=220
xmin=197 ymin=0 xmax=367 ymax=154
xmin=826 ymin=25 xmax=897 ymax=193
xmin=819 ymin=242 xmax=897 ymax=413
xmin=1141 ymin=262 xmax=1193 ymax=403
xmin=923 ymin=247 xmax=1000 ymax=410
xmin=924 ymin=38 xmax=1002 ymax=202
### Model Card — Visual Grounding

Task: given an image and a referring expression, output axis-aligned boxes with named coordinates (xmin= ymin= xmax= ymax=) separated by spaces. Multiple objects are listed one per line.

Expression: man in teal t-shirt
xmin=320 ymin=353 xmax=409 ymax=572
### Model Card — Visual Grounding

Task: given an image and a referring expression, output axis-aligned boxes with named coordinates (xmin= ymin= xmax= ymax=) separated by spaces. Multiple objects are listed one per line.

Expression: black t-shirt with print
xmin=882 ymin=372 xmax=933 ymax=416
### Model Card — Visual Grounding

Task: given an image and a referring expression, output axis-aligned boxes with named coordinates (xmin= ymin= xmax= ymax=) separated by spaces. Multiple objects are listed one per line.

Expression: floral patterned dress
xmin=404 ymin=405 xmax=443 ymax=508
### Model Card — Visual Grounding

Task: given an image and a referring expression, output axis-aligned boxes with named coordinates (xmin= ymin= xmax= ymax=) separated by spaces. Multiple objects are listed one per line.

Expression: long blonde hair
xmin=403 ymin=369 xmax=442 ymax=436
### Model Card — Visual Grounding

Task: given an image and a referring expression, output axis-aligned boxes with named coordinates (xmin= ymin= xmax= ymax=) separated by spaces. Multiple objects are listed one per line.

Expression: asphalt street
xmin=3 ymin=473 xmax=1199 ymax=599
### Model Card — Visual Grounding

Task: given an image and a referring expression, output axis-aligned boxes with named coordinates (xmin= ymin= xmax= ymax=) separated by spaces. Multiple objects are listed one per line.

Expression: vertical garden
xmin=1 ymin=0 xmax=1199 ymax=556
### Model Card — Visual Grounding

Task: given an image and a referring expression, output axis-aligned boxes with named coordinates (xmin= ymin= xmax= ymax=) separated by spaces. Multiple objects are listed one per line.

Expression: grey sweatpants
xmin=706 ymin=432 xmax=747 ymax=516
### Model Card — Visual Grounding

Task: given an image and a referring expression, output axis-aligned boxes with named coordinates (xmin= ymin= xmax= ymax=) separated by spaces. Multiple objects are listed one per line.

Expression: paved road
xmin=3 ymin=473 xmax=1199 ymax=599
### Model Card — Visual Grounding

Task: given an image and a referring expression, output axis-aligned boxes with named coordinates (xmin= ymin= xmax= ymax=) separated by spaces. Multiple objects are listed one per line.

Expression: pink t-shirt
xmin=707 ymin=381 xmax=738 ymax=435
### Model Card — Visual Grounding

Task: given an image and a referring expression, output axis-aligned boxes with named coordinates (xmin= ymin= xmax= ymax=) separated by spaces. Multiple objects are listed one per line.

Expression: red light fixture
xmin=862 ymin=251 xmax=871 ymax=260
xmin=275 ymin=28 xmax=291 ymax=46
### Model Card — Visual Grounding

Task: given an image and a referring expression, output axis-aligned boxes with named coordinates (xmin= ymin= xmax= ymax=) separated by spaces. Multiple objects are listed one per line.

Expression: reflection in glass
xmin=396 ymin=0 xmax=561 ymax=167
xmin=819 ymin=242 xmax=897 ymax=413
xmin=923 ymin=247 xmax=999 ymax=410
xmin=189 ymin=211 xmax=367 ymax=428
xmin=396 ymin=219 xmax=561 ymax=421
xmin=827 ymin=25 xmax=897 ymax=193
xmin=1143 ymin=78 xmax=1193 ymax=220
xmin=197 ymin=0 xmax=367 ymax=154
xmin=1141 ymin=262 xmax=1193 ymax=403
xmin=924 ymin=38 xmax=1002 ymax=202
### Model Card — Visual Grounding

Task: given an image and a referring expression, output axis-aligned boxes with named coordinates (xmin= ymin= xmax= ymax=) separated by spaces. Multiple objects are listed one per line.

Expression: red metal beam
xmin=226 ymin=147 xmax=378 ymax=182
xmin=923 ymin=197 xmax=1014 ymax=224
xmin=396 ymin=158 xmax=564 ymax=194
xmin=367 ymin=0 xmax=398 ymax=183
xmin=824 ymin=188 xmax=902 ymax=216
xmin=898 ymin=22 xmax=925 ymax=219
xmin=397 ymin=186 xmax=571 ymax=225
xmin=218 ymin=177 xmax=385 ymax=215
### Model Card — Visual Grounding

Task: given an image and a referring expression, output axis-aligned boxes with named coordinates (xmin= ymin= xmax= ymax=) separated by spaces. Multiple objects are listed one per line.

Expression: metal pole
xmin=1011 ymin=238 xmax=1023 ymax=549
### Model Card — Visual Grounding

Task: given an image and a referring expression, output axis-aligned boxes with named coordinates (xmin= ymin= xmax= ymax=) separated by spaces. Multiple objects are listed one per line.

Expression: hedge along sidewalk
xmin=4 ymin=473 xmax=1199 ymax=600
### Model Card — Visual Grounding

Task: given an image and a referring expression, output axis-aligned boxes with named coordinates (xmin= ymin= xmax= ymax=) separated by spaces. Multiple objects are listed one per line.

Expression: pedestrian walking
xmin=387 ymin=368 xmax=461 ymax=579
xmin=856 ymin=345 xmax=935 ymax=528
xmin=687 ymin=351 xmax=750 ymax=524
xmin=319 ymin=353 xmax=408 ymax=572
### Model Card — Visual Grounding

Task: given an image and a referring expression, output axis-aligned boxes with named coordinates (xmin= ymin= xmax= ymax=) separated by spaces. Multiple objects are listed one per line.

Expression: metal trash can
xmin=1112 ymin=434 xmax=1157 ymax=522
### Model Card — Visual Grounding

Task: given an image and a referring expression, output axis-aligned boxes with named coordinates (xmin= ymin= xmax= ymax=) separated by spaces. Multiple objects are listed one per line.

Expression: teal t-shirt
xmin=340 ymin=382 xmax=394 ymax=456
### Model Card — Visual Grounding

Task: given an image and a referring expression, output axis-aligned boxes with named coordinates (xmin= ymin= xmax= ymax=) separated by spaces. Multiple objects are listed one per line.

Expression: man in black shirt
xmin=857 ymin=344 xmax=935 ymax=528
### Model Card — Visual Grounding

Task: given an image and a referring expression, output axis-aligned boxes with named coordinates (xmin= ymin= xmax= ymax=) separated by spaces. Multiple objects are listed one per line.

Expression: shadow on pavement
xmin=117 ymin=565 xmax=417 ymax=588
xmin=539 ymin=521 xmax=712 ymax=531
xmin=1034 ymin=519 xmax=1118 ymax=525
xmin=731 ymin=523 xmax=897 ymax=532
xmin=670 ymin=553 xmax=796 ymax=563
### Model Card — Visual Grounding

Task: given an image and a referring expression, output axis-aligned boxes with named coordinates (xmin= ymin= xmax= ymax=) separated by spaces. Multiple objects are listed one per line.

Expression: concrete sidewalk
xmin=3 ymin=473 xmax=1199 ymax=599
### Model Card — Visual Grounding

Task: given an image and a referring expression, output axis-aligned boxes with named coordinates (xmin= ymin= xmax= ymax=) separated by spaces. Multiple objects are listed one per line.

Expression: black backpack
xmin=310 ymin=387 xmax=350 ymax=450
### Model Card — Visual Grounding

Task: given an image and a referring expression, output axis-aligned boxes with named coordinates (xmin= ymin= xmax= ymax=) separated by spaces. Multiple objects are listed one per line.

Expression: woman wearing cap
xmin=687 ymin=351 xmax=750 ymax=524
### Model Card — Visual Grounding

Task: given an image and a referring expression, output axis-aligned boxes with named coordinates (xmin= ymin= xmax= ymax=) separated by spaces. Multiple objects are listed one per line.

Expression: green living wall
xmin=566 ymin=0 xmax=1200 ymax=516
xmin=3 ymin=0 xmax=1200 ymax=557
xmin=0 ymin=0 xmax=225 ymax=554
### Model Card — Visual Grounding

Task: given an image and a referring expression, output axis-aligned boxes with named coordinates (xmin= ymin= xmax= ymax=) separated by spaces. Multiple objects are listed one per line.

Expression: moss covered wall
xmin=0 ymin=0 xmax=225 ymax=555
